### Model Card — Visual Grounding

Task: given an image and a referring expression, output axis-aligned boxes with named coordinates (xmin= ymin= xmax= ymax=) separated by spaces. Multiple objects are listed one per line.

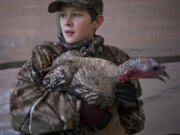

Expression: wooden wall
xmin=0 ymin=0 xmax=180 ymax=63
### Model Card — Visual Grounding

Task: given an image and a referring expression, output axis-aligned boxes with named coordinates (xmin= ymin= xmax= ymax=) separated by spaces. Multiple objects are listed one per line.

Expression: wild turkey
xmin=42 ymin=50 xmax=169 ymax=109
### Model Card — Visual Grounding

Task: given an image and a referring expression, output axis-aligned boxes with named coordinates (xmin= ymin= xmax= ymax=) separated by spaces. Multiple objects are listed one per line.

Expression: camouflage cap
xmin=48 ymin=0 xmax=103 ymax=15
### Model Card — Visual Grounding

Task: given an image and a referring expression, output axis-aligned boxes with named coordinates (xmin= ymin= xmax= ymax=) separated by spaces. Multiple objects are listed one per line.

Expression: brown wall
xmin=0 ymin=0 xmax=180 ymax=63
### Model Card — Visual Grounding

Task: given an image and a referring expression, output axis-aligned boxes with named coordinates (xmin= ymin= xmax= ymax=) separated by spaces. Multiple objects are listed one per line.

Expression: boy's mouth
xmin=65 ymin=30 xmax=75 ymax=37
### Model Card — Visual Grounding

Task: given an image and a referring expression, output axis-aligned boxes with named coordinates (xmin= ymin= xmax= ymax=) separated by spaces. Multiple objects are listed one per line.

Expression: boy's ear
xmin=94 ymin=15 xmax=104 ymax=29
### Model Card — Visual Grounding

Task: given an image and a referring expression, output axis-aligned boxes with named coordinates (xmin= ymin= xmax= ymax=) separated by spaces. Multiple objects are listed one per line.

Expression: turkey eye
xmin=153 ymin=66 xmax=159 ymax=71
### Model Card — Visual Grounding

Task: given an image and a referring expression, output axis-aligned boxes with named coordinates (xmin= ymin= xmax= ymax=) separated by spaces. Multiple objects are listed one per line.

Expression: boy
xmin=10 ymin=0 xmax=145 ymax=134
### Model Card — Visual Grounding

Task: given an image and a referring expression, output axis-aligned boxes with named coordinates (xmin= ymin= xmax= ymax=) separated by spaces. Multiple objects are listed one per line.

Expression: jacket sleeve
xmin=117 ymin=80 xmax=145 ymax=134
xmin=103 ymin=45 xmax=145 ymax=134
xmin=114 ymin=48 xmax=145 ymax=134
xmin=10 ymin=43 xmax=81 ymax=135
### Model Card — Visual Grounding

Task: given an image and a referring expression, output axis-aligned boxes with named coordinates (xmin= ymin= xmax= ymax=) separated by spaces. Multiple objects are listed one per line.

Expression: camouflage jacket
xmin=10 ymin=35 xmax=145 ymax=135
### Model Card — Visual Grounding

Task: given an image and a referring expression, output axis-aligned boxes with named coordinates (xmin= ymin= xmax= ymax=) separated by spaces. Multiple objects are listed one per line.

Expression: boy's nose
xmin=65 ymin=17 xmax=73 ymax=26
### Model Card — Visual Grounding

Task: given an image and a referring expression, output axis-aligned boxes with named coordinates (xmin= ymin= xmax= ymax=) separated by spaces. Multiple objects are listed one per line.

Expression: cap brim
xmin=48 ymin=0 xmax=90 ymax=13
xmin=48 ymin=1 xmax=64 ymax=13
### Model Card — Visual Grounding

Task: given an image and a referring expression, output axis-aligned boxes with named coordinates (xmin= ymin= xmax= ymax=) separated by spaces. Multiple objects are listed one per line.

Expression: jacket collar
xmin=58 ymin=34 xmax=104 ymax=56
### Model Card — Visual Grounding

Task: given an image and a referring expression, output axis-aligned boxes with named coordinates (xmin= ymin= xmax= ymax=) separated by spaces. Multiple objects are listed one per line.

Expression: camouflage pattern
xmin=10 ymin=35 xmax=145 ymax=135
xmin=48 ymin=0 xmax=103 ymax=15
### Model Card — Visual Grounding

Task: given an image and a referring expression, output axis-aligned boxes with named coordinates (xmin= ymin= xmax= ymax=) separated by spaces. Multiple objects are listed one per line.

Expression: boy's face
xmin=60 ymin=4 xmax=100 ymax=44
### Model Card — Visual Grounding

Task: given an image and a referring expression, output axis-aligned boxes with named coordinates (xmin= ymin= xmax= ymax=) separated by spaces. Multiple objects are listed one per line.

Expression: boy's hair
xmin=87 ymin=9 xmax=98 ymax=22
xmin=48 ymin=0 xmax=103 ymax=15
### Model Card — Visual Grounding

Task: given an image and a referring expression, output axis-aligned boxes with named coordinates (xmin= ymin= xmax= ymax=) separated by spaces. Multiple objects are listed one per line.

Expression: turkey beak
xmin=161 ymin=70 xmax=170 ymax=79
xmin=157 ymin=67 xmax=170 ymax=82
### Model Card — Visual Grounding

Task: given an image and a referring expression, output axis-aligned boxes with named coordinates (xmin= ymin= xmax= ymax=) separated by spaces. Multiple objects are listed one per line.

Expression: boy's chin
xmin=66 ymin=40 xmax=77 ymax=44
xmin=65 ymin=38 xmax=82 ymax=45
xmin=64 ymin=39 xmax=74 ymax=44
xmin=63 ymin=37 xmax=76 ymax=44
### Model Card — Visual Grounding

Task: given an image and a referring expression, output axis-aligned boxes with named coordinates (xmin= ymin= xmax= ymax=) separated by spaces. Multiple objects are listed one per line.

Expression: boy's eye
xmin=73 ymin=13 xmax=82 ymax=17
xmin=60 ymin=13 xmax=66 ymax=18
xmin=59 ymin=12 xmax=82 ymax=18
